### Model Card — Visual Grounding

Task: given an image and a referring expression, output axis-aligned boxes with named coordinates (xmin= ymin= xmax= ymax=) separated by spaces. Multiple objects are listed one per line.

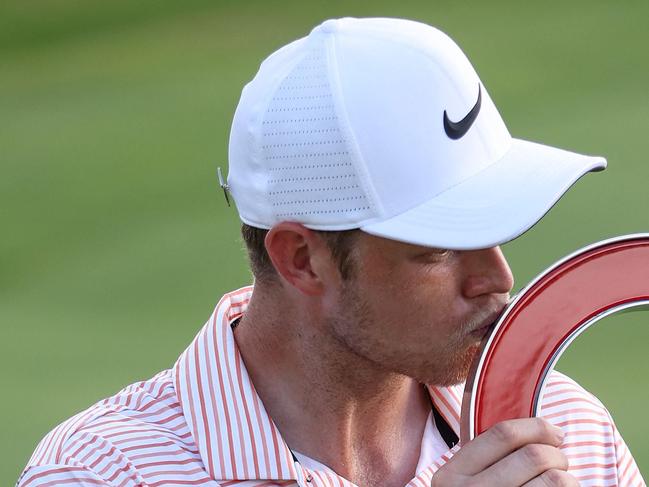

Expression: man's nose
xmin=460 ymin=246 xmax=515 ymax=299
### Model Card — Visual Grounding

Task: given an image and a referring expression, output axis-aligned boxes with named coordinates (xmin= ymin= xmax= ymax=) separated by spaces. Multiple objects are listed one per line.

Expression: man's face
xmin=324 ymin=232 xmax=514 ymax=386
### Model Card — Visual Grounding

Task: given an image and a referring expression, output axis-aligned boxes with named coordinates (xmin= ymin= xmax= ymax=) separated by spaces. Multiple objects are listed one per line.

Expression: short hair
xmin=241 ymin=223 xmax=360 ymax=283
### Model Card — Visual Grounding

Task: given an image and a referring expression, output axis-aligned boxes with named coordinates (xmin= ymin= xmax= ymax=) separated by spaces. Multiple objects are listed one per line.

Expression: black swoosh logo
xmin=443 ymin=84 xmax=482 ymax=140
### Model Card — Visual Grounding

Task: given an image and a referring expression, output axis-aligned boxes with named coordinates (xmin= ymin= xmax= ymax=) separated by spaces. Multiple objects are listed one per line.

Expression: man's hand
xmin=431 ymin=418 xmax=576 ymax=486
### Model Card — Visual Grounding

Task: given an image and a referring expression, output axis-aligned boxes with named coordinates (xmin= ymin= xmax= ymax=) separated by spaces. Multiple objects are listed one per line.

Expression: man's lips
xmin=469 ymin=306 xmax=507 ymax=339
xmin=469 ymin=322 xmax=493 ymax=339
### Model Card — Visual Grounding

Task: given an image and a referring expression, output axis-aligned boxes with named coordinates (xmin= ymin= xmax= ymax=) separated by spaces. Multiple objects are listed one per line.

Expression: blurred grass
xmin=2 ymin=0 xmax=648 ymax=483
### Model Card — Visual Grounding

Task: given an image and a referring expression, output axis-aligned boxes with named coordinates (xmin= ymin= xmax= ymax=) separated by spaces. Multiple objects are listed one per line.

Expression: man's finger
xmin=522 ymin=469 xmax=579 ymax=487
xmin=448 ymin=418 xmax=564 ymax=475
xmin=474 ymin=443 xmax=569 ymax=486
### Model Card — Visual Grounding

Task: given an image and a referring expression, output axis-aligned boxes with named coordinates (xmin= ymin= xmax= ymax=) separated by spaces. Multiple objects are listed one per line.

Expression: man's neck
xmin=233 ymin=290 xmax=431 ymax=487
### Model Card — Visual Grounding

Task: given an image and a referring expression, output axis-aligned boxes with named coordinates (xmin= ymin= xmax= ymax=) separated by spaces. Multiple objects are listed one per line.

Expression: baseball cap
xmin=227 ymin=17 xmax=606 ymax=250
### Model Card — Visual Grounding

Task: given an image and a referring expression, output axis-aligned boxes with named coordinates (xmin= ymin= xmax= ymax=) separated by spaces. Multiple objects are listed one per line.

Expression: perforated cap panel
xmin=259 ymin=44 xmax=373 ymax=227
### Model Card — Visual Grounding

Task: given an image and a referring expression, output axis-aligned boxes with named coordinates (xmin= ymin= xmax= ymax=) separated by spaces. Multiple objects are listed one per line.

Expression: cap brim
xmin=361 ymin=139 xmax=606 ymax=250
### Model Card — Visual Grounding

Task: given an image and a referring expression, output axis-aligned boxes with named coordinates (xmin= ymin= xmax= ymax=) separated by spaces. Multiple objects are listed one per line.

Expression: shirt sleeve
xmin=608 ymin=410 xmax=645 ymax=487
xmin=539 ymin=371 xmax=645 ymax=487
xmin=17 ymin=465 xmax=112 ymax=487
xmin=17 ymin=427 xmax=147 ymax=487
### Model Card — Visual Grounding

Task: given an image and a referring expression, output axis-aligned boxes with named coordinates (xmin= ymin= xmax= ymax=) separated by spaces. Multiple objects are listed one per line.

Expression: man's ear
xmin=264 ymin=222 xmax=330 ymax=296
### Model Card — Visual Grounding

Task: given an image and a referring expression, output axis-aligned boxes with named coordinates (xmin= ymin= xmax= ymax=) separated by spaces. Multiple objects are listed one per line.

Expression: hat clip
xmin=217 ymin=167 xmax=231 ymax=207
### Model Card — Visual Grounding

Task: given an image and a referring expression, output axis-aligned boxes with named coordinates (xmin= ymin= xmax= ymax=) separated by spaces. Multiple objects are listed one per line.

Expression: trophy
xmin=461 ymin=234 xmax=649 ymax=444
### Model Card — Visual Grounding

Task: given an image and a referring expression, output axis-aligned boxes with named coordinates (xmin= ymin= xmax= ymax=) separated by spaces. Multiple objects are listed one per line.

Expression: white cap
xmin=227 ymin=17 xmax=606 ymax=250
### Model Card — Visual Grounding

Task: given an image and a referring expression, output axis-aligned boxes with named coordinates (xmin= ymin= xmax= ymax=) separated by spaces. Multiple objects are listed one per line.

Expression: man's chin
xmin=420 ymin=343 xmax=481 ymax=387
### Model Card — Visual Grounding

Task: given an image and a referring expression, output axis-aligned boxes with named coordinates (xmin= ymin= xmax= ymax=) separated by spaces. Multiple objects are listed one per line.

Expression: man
xmin=18 ymin=17 xmax=643 ymax=487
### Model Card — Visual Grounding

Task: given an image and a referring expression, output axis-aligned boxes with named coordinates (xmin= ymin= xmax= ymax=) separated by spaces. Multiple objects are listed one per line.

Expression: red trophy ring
xmin=461 ymin=234 xmax=649 ymax=445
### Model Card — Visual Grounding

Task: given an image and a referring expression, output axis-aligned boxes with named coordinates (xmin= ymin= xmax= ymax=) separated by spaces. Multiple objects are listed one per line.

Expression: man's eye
xmin=418 ymin=249 xmax=452 ymax=261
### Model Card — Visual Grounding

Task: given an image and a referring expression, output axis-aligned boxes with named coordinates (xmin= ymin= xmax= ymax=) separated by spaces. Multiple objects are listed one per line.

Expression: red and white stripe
xmin=18 ymin=287 xmax=645 ymax=486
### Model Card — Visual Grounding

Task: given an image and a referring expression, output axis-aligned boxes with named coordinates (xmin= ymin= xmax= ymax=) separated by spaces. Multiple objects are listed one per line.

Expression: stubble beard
xmin=328 ymin=281 xmax=482 ymax=388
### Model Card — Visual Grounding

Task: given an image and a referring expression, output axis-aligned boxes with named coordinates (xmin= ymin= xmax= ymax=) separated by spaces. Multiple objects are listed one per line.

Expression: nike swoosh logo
xmin=443 ymin=84 xmax=482 ymax=140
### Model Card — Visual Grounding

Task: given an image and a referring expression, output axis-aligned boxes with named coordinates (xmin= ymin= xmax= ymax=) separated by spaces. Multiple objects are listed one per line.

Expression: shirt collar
xmin=173 ymin=286 xmax=463 ymax=482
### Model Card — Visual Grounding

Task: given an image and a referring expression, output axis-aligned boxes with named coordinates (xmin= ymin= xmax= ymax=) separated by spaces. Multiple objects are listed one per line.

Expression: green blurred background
xmin=2 ymin=0 xmax=648 ymax=483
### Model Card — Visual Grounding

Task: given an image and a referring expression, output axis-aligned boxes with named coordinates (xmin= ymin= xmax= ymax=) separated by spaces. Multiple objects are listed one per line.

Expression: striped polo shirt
xmin=18 ymin=287 xmax=645 ymax=487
